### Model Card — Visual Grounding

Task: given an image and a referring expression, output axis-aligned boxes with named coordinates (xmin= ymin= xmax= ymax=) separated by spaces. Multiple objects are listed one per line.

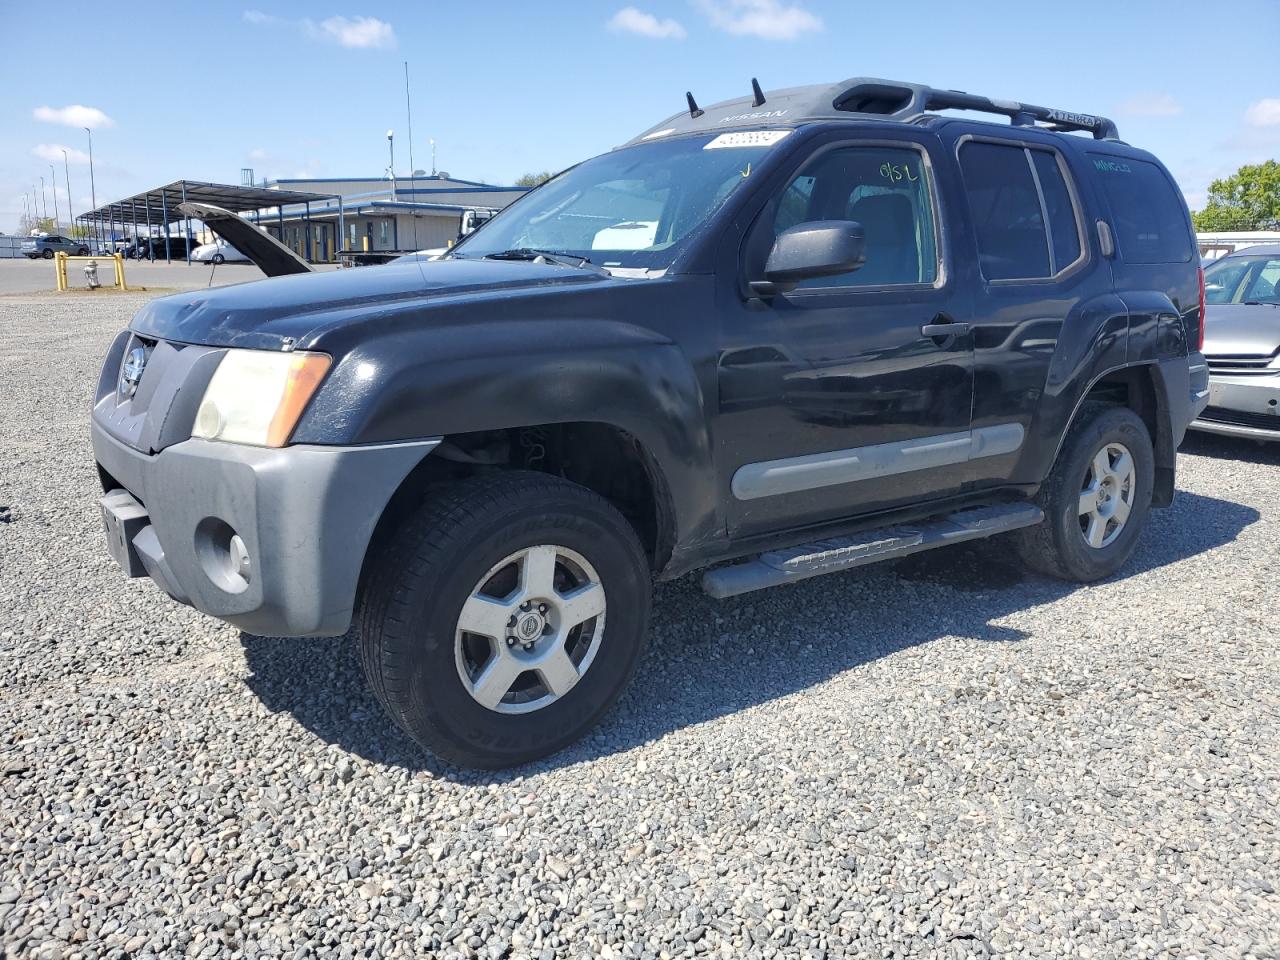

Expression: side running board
xmin=701 ymin=503 xmax=1044 ymax=599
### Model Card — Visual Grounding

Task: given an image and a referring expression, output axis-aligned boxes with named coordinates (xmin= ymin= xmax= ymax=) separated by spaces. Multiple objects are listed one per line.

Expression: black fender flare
xmin=293 ymin=318 xmax=721 ymax=553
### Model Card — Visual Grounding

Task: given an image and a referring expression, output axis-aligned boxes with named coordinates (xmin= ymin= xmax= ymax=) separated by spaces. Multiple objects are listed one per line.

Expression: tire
xmin=77 ymin=247 xmax=89 ymax=256
xmin=211 ymin=253 xmax=225 ymax=265
xmin=41 ymin=249 xmax=54 ymax=259
xmin=1014 ymin=402 xmax=1154 ymax=582
xmin=358 ymin=471 xmax=651 ymax=768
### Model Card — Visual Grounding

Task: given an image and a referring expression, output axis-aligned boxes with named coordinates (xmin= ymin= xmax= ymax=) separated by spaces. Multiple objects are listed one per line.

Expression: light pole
xmin=430 ymin=138 xmax=437 ymax=176
xmin=22 ymin=194 xmax=30 ymax=233
xmin=50 ymin=165 xmax=61 ymax=232
xmin=61 ymin=149 xmax=74 ymax=243
xmin=386 ymin=129 xmax=396 ymax=201
xmin=40 ymin=177 xmax=49 ymax=222
xmin=84 ymin=127 xmax=98 ymax=246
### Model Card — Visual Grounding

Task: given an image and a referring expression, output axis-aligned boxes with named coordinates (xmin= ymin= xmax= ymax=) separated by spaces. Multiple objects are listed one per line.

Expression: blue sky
xmin=3 ymin=0 xmax=1277 ymax=232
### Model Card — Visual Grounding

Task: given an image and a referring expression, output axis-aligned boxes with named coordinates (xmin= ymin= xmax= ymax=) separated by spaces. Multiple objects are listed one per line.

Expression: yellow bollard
xmin=55 ymin=252 xmax=68 ymax=292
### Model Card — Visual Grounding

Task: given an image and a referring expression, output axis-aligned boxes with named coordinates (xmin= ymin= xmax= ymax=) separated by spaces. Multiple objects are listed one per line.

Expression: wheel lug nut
xmin=538 ymin=603 xmax=548 ymax=614
xmin=523 ymin=642 xmax=535 ymax=652
xmin=521 ymin=601 xmax=531 ymax=611
xmin=507 ymin=615 xmax=517 ymax=627
xmin=506 ymin=636 xmax=516 ymax=646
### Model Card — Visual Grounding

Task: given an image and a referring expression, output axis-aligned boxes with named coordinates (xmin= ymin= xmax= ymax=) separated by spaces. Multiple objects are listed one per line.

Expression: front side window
xmin=453 ymin=132 xmax=790 ymax=270
xmin=959 ymin=141 xmax=1083 ymax=281
xmin=769 ymin=145 xmax=939 ymax=288
xmin=1087 ymin=154 xmax=1192 ymax=264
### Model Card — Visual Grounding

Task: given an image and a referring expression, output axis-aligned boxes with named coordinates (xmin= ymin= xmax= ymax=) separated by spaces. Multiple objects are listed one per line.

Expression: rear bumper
xmin=1188 ymin=373 xmax=1280 ymax=441
xmin=92 ymin=423 xmax=439 ymax=637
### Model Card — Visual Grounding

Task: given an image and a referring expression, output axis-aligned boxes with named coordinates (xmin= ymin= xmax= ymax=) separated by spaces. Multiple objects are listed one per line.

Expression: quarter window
xmin=1087 ymin=155 xmax=1191 ymax=264
xmin=769 ymin=145 xmax=938 ymax=288
xmin=959 ymin=142 xmax=1083 ymax=281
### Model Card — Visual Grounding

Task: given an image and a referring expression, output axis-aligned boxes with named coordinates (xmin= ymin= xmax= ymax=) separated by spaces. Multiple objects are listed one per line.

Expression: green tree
xmin=514 ymin=171 xmax=554 ymax=187
xmin=1192 ymin=160 xmax=1280 ymax=232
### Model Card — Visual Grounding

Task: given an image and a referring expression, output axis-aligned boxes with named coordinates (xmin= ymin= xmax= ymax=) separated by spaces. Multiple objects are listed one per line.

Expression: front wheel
xmin=1014 ymin=403 xmax=1154 ymax=582
xmin=77 ymin=247 xmax=89 ymax=256
xmin=211 ymin=253 xmax=225 ymax=265
xmin=358 ymin=471 xmax=650 ymax=768
xmin=41 ymin=249 xmax=54 ymax=260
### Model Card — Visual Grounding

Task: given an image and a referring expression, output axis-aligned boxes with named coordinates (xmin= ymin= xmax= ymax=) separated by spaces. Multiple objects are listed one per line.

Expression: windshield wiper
xmin=482 ymin=248 xmax=605 ymax=273
xmin=1243 ymin=300 xmax=1280 ymax=308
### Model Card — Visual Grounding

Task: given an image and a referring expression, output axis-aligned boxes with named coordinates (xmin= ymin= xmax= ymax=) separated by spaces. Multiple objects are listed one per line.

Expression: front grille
xmin=1205 ymin=349 xmax=1279 ymax=377
xmin=1199 ymin=406 xmax=1280 ymax=431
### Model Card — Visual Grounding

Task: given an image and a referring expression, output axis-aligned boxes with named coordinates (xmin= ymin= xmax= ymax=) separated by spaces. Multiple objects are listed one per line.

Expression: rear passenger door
xmin=956 ymin=135 xmax=1117 ymax=491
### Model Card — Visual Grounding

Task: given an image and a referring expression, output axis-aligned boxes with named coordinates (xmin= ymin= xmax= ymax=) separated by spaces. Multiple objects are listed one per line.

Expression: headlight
xmin=192 ymin=349 xmax=331 ymax=447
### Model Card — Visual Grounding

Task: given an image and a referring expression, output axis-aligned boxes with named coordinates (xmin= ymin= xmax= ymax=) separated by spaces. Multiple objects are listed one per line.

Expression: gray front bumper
xmin=92 ymin=423 xmax=439 ymax=637
xmin=1189 ymin=374 xmax=1280 ymax=441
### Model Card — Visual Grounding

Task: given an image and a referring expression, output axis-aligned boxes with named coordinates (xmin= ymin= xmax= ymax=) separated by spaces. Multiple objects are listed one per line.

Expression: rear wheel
xmin=1014 ymin=403 xmax=1154 ymax=582
xmin=211 ymin=253 xmax=225 ymax=265
xmin=41 ymin=249 xmax=54 ymax=260
xmin=358 ymin=471 xmax=650 ymax=768
xmin=77 ymin=247 xmax=89 ymax=256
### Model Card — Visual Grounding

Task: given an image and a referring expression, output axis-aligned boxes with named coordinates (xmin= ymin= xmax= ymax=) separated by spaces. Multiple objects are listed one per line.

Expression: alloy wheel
xmin=454 ymin=544 xmax=606 ymax=714
xmin=1078 ymin=441 xmax=1136 ymax=549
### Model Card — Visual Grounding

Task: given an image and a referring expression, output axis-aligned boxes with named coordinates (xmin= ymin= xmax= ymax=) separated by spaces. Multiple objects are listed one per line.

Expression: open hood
xmin=177 ymin=201 xmax=313 ymax=277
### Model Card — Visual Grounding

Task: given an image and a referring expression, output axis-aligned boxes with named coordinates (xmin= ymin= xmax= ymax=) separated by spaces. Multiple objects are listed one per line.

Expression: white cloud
xmin=1244 ymin=98 xmax=1280 ymax=127
xmin=1116 ymin=92 xmax=1181 ymax=117
xmin=696 ymin=0 xmax=822 ymax=40
xmin=309 ymin=15 xmax=396 ymax=49
xmin=33 ymin=104 xmax=114 ymax=129
xmin=608 ymin=7 xmax=687 ymax=39
xmin=242 ymin=9 xmax=277 ymax=24
xmin=248 ymin=147 xmax=268 ymax=161
xmin=32 ymin=144 xmax=91 ymax=164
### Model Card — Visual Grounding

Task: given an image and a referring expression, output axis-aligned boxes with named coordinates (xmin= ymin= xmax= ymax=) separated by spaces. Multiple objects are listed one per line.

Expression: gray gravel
xmin=2 ymin=290 xmax=1279 ymax=960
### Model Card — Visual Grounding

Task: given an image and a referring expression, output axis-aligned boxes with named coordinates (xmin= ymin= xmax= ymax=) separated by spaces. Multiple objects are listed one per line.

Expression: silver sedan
xmin=1191 ymin=244 xmax=1280 ymax=441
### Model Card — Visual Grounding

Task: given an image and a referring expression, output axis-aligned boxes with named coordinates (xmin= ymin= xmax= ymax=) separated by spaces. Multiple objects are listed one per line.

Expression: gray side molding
xmin=732 ymin=423 xmax=1025 ymax=501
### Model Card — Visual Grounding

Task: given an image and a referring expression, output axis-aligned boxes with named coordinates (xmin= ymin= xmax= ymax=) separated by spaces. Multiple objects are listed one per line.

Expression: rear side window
xmin=1087 ymin=155 xmax=1191 ymax=264
xmin=959 ymin=142 xmax=1083 ymax=281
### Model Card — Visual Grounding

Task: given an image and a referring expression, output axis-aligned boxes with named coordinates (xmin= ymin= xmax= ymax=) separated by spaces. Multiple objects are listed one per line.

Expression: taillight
xmin=1196 ymin=266 xmax=1206 ymax=352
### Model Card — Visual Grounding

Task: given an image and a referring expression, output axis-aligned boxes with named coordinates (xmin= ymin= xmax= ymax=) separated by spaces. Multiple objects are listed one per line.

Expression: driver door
xmin=716 ymin=134 xmax=977 ymax=538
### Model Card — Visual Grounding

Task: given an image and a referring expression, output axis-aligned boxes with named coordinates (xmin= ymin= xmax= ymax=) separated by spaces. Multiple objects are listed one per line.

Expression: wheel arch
xmin=355 ymin=420 xmax=681 ymax=607
xmin=1054 ymin=362 xmax=1178 ymax=507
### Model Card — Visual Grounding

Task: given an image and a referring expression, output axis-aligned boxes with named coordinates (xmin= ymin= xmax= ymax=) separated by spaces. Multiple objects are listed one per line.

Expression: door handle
xmin=921 ymin=321 xmax=969 ymax=339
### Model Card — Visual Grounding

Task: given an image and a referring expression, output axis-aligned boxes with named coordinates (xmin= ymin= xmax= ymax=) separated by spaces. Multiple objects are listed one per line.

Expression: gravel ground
xmin=2 ymin=291 xmax=1278 ymax=960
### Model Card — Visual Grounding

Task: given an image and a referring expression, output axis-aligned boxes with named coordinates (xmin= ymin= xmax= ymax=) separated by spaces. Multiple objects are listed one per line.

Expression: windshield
xmin=1204 ymin=253 xmax=1280 ymax=304
xmin=452 ymin=132 xmax=789 ymax=270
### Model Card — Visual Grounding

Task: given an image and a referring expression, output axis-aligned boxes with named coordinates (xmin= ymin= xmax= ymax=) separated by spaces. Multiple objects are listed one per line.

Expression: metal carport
xmin=77 ymin=180 xmax=342 ymax=264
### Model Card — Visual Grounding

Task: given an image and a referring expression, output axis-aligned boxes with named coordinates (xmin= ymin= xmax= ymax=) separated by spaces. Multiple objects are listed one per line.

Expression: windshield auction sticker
xmin=704 ymin=130 xmax=792 ymax=150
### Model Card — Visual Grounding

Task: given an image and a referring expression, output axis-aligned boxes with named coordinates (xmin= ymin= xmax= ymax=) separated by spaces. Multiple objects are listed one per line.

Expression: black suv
xmin=92 ymin=78 xmax=1209 ymax=768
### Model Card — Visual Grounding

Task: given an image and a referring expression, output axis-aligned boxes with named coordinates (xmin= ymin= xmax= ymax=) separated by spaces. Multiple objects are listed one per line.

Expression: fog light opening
xmin=194 ymin=518 xmax=252 ymax=594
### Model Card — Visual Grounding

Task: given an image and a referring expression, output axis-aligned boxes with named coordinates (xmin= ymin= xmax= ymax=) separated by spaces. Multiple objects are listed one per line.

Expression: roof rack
xmin=628 ymin=77 xmax=1120 ymax=145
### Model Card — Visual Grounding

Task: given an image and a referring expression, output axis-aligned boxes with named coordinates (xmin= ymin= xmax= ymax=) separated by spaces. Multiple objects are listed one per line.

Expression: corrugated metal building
xmin=262 ymin=175 xmax=529 ymax=257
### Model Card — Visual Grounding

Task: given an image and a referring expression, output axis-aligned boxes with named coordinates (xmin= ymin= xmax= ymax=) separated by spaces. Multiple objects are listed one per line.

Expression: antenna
xmin=751 ymin=78 xmax=765 ymax=107
xmin=686 ymin=92 xmax=704 ymax=119
xmin=405 ymin=60 xmax=420 ymax=254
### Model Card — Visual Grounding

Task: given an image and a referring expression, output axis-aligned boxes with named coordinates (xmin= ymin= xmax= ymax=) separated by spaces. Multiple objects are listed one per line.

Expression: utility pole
xmin=84 ymin=127 xmax=99 ymax=246
xmin=61 ymin=149 xmax=74 ymax=240
xmin=387 ymin=129 xmax=396 ymax=201
xmin=40 ymin=177 xmax=48 ymax=221
xmin=50 ymin=165 xmax=60 ymax=232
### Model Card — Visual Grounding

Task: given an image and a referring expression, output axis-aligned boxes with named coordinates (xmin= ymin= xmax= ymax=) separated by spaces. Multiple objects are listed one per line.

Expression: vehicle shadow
xmin=238 ymin=489 xmax=1258 ymax=784
xmin=1180 ymin=431 xmax=1280 ymax=466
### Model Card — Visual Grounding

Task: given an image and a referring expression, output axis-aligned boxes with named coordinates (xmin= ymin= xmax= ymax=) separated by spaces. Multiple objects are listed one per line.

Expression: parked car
xmin=22 ymin=235 xmax=89 ymax=259
xmin=1189 ymin=243 xmax=1280 ymax=440
xmin=129 ymin=236 xmax=198 ymax=260
xmin=191 ymin=239 xmax=251 ymax=265
xmin=92 ymin=76 xmax=1208 ymax=768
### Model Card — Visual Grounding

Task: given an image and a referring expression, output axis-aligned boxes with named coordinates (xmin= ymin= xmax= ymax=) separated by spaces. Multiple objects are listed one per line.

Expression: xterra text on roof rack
xmin=92 ymin=78 xmax=1209 ymax=768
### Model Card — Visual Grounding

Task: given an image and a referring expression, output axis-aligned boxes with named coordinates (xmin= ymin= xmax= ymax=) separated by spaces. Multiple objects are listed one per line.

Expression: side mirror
xmin=751 ymin=220 xmax=866 ymax=297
